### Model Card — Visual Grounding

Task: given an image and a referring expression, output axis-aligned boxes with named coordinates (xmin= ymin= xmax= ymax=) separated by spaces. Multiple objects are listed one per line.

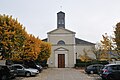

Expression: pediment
xmin=54 ymin=47 xmax=68 ymax=51
xmin=47 ymin=28 xmax=75 ymax=34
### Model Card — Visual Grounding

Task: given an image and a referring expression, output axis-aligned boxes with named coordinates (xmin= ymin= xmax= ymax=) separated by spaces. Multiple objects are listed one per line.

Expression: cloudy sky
xmin=0 ymin=0 xmax=120 ymax=43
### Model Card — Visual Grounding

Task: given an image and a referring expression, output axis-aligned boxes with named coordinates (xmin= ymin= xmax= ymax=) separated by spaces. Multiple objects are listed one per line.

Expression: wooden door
xmin=58 ymin=54 xmax=65 ymax=68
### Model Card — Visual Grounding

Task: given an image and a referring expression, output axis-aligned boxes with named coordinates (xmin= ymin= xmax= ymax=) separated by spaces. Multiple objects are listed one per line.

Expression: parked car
xmin=0 ymin=65 xmax=17 ymax=80
xmin=10 ymin=64 xmax=39 ymax=77
xmin=99 ymin=64 xmax=120 ymax=80
xmin=24 ymin=60 xmax=43 ymax=72
xmin=85 ymin=64 xmax=103 ymax=74
xmin=12 ymin=60 xmax=43 ymax=72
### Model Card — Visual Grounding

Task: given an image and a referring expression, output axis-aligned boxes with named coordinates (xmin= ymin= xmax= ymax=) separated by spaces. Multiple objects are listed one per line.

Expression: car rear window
xmin=87 ymin=65 xmax=93 ymax=69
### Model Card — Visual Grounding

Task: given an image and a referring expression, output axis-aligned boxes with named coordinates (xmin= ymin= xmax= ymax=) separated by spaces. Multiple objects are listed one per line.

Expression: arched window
xmin=57 ymin=40 xmax=65 ymax=45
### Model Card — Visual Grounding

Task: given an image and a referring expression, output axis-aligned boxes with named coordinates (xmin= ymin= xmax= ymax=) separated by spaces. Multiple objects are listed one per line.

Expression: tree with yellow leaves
xmin=37 ymin=41 xmax=51 ymax=61
xmin=114 ymin=22 xmax=120 ymax=56
xmin=0 ymin=14 xmax=27 ymax=59
xmin=80 ymin=48 xmax=92 ymax=62
xmin=0 ymin=14 xmax=51 ymax=62
xmin=20 ymin=34 xmax=41 ymax=60
xmin=100 ymin=33 xmax=113 ymax=60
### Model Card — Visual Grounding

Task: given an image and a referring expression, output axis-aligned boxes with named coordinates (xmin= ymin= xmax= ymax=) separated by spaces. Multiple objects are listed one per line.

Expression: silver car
xmin=10 ymin=64 xmax=39 ymax=77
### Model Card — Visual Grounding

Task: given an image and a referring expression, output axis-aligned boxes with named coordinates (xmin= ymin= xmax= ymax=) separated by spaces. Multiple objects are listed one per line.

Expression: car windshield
xmin=3 ymin=66 xmax=10 ymax=71
xmin=9 ymin=66 xmax=13 ymax=70
xmin=87 ymin=64 xmax=103 ymax=69
xmin=100 ymin=65 xmax=105 ymax=69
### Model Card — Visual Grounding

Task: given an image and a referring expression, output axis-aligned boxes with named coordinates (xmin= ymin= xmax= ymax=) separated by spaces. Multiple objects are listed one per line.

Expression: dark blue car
xmin=100 ymin=64 xmax=120 ymax=80
xmin=85 ymin=64 xmax=103 ymax=74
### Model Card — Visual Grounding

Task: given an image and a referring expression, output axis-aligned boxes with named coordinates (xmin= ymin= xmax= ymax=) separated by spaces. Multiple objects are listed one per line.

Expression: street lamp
xmin=76 ymin=52 xmax=77 ymax=61
xmin=75 ymin=52 xmax=78 ymax=68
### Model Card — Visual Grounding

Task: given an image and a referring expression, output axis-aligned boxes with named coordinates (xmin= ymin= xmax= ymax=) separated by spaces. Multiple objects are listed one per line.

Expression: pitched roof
xmin=47 ymin=28 xmax=76 ymax=34
xmin=42 ymin=38 xmax=47 ymax=42
xmin=75 ymin=38 xmax=95 ymax=45
xmin=42 ymin=38 xmax=95 ymax=45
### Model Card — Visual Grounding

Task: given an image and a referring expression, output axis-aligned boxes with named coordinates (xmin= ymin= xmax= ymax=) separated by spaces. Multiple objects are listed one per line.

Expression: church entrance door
xmin=58 ymin=54 xmax=65 ymax=68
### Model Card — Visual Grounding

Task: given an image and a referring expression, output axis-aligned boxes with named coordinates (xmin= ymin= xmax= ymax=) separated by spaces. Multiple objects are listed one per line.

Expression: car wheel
xmin=25 ymin=72 xmax=31 ymax=77
xmin=1 ymin=75 xmax=7 ymax=80
xmin=107 ymin=75 xmax=114 ymax=80
xmin=90 ymin=71 xmax=94 ymax=74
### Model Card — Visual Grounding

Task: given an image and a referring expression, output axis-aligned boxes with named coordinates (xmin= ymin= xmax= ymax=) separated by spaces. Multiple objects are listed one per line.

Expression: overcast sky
xmin=0 ymin=0 xmax=120 ymax=43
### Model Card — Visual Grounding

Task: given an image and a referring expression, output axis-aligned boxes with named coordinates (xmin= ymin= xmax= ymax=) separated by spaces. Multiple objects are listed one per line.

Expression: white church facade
xmin=43 ymin=11 xmax=95 ymax=68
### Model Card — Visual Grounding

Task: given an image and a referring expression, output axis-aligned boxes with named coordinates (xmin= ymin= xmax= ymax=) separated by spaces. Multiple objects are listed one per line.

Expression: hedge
xmin=75 ymin=59 xmax=109 ymax=67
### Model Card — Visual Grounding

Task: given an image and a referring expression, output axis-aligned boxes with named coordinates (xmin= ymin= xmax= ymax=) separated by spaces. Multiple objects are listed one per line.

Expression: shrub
xmin=75 ymin=59 xmax=109 ymax=67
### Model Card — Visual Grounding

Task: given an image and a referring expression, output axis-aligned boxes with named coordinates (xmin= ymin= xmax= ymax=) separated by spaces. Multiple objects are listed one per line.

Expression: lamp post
xmin=76 ymin=52 xmax=77 ymax=62
xmin=75 ymin=52 xmax=78 ymax=68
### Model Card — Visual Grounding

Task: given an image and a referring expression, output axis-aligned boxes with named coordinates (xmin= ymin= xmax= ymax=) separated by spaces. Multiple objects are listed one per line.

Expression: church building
xmin=43 ymin=11 xmax=95 ymax=68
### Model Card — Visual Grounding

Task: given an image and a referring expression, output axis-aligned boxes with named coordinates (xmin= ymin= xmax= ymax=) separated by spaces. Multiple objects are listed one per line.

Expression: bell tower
xmin=57 ymin=11 xmax=65 ymax=28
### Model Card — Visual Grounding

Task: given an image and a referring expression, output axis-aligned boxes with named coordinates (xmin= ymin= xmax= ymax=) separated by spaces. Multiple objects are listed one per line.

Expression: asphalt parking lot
xmin=14 ymin=68 xmax=102 ymax=80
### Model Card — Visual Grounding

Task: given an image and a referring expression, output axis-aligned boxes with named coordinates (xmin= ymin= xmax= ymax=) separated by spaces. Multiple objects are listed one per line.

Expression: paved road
xmin=20 ymin=68 xmax=101 ymax=80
